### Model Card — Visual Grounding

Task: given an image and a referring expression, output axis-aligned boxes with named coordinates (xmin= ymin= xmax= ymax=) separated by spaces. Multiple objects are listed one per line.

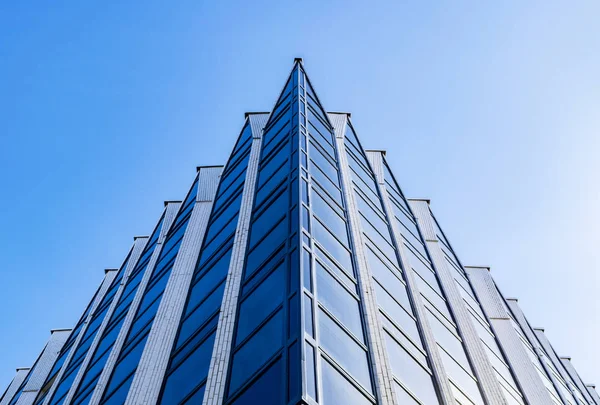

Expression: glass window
xmin=249 ymin=192 xmax=288 ymax=247
xmin=309 ymin=143 xmax=339 ymax=187
xmin=426 ymin=310 xmax=471 ymax=370
xmin=439 ymin=349 xmax=484 ymax=405
xmin=108 ymin=334 xmax=148 ymax=393
xmin=304 ymin=294 xmax=314 ymax=337
xmin=314 ymin=246 xmax=355 ymax=291
xmin=229 ymin=310 xmax=284 ymax=394
xmin=312 ymin=219 xmax=353 ymax=275
xmin=255 ymin=164 xmax=287 ymax=209
xmin=101 ymin=374 xmax=134 ymax=405
xmin=311 ymin=190 xmax=348 ymax=246
xmin=318 ymin=309 xmax=372 ymax=392
xmin=316 ymin=262 xmax=363 ymax=340
xmin=360 ymin=214 xmax=396 ymax=262
xmin=393 ymin=380 xmax=420 ymax=405
xmin=228 ymin=359 xmax=283 ymax=405
xmin=245 ymin=219 xmax=287 ymax=279
xmin=236 ymin=266 xmax=285 ymax=343
xmin=384 ymin=332 xmax=440 ymax=405
xmin=305 ymin=343 xmax=317 ymax=400
xmin=320 ymin=359 xmax=372 ymax=405
xmin=311 ymin=163 xmax=342 ymax=202
xmin=373 ymin=282 xmax=420 ymax=343
xmin=160 ymin=332 xmax=216 ymax=405
xmin=177 ymin=281 xmax=225 ymax=347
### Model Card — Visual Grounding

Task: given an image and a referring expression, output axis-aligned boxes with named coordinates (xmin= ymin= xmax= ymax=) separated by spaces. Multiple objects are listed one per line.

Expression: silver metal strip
xmin=88 ymin=203 xmax=181 ymax=405
xmin=203 ymin=125 xmax=263 ymax=405
xmin=124 ymin=167 xmax=223 ymax=405
xmin=15 ymin=330 xmax=70 ymax=405
xmin=465 ymin=267 xmax=553 ymax=405
xmin=534 ymin=328 xmax=587 ymax=404
xmin=560 ymin=357 xmax=596 ymax=405
xmin=506 ymin=299 xmax=573 ymax=405
xmin=409 ymin=200 xmax=507 ymax=405
xmin=366 ymin=150 xmax=456 ymax=405
xmin=62 ymin=237 xmax=149 ymax=404
xmin=41 ymin=270 xmax=119 ymax=405
xmin=586 ymin=384 xmax=600 ymax=405
xmin=333 ymin=114 xmax=397 ymax=405
xmin=0 ymin=368 xmax=30 ymax=405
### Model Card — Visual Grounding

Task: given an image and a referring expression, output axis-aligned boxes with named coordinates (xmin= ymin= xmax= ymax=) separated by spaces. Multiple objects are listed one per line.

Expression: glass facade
xmin=2 ymin=59 xmax=597 ymax=405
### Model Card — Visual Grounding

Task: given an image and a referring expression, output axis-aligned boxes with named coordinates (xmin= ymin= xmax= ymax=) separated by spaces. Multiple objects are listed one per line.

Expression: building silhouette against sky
xmin=1 ymin=59 xmax=598 ymax=405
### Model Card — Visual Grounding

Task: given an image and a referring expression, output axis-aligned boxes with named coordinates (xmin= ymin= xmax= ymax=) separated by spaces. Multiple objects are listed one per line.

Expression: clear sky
xmin=1 ymin=0 xmax=598 ymax=391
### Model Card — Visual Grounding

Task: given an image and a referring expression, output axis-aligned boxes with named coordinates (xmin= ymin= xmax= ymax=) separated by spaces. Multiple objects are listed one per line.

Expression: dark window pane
xmin=229 ymin=310 xmax=283 ymax=394
xmin=236 ymin=266 xmax=285 ymax=343
xmin=161 ymin=332 xmax=216 ymax=405
xmin=178 ymin=281 xmax=225 ymax=347
xmin=228 ymin=359 xmax=283 ymax=405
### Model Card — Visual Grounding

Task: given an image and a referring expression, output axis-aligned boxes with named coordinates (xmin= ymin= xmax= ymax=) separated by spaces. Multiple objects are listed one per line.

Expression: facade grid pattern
xmin=3 ymin=59 xmax=597 ymax=405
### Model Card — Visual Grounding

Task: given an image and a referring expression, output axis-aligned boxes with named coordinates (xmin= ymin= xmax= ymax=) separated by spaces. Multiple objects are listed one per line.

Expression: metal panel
xmin=14 ymin=330 xmax=70 ymax=405
xmin=0 ymin=368 xmax=29 ymax=405
xmin=506 ymin=300 xmax=573 ymax=405
xmin=203 ymin=125 xmax=263 ymax=405
xmin=197 ymin=166 xmax=224 ymax=202
xmin=88 ymin=203 xmax=181 ymax=405
xmin=561 ymin=357 xmax=596 ymax=405
xmin=334 ymin=116 xmax=397 ymax=405
xmin=41 ymin=269 xmax=118 ymax=405
xmin=248 ymin=113 xmax=269 ymax=139
xmin=586 ymin=385 xmax=600 ymax=405
xmin=407 ymin=199 xmax=436 ymax=242
xmin=464 ymin=267 xmax=509 ymax=320
xmin=62 ymin=237 xmax=149 ymax=404
xmin=366 ymin=150 xmax=456 ymax=405
xmin=364 ymin=150 xmax=384 ymax=186
xmin=328 ymin=112 xmax=348 ymax=139
xmin=410 ymin=200 xmax=507 ymax=405
xmin=125 ymin=168 xmax=223 ymax=405
xmin=534 ymin=328 xmax=591 ymax=404
xmin=465 ymin=267 xmax=553 ymax=405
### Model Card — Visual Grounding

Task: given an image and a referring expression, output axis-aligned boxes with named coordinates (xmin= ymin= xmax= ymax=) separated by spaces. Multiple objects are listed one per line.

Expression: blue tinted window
xmin=318 ymin=309 xmax=372 ymax=392
xmin=249 ymin=192 xmax=288 ymax=247
xmin=313 ymin=219 xmax=353 ymax=274
xmin=228 ymin=359 xmax=283 ymax=405
xmin=161 ymin=332 xmax=216 ymax=405
xmin=229 ymin=310 xmax=283 ymax=394
xmin=245 ymin=219 xmax=287 ymax=277
xmin=177 ymin=281 xmax=225 ymax=347
xmin=311 ymin=190 xmax=348 ymax=246
xmin=309 ymin=143 xmax=339 ymax=187
xmin=236 ymin=266 xmax=285 ymax=343
xmin=311 ymin=164 xmax=342 ymax=202
xmin=374 ymin=281 xmax=420 ymax=343
xmin=101 ymin=374 xmax=134 ymax=405
xmin=316 ymin=262 xmax=363 ymax=340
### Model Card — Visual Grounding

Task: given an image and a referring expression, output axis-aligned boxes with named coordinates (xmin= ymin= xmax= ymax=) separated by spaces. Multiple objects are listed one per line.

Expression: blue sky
xmin=1 ymin=0 xmax=598 ymax=391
